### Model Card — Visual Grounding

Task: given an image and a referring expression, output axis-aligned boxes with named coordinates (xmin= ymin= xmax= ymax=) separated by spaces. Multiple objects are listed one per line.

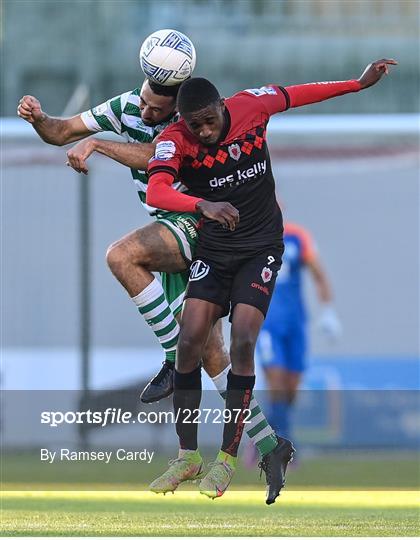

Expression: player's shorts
xmin=256 ymin=323 xmax=307 ymax=373
xmin=185 ymin=246 xmax=283 ymax=319
xmin=156 ymin=211 xmax=200 ymax=263
xmin=160 ymin=271 xmax=188 ymax=317
xmin=156 ymin=211 xmax=200 ymax=316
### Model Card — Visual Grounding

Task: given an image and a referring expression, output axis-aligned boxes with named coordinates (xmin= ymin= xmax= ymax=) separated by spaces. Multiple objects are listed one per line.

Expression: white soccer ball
xmin=139 ymin=29 xmax=196 ymax=86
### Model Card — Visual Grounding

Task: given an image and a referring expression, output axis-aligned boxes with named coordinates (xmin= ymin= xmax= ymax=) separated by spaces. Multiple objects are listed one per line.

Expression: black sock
xmin=173 ymin=365 xmax=202 ymax=450
xmin=221 ymin=370 xmax=255 ymax=457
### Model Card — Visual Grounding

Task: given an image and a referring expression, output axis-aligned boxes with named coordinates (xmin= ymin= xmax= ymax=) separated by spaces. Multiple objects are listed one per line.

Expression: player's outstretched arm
xmin=66 ymin=138 xmax=156 ymax=175
xmin=17 ymin=95 xmax=92 ymax=146
xmin=284 ymin=58 xmax=397 ymax=109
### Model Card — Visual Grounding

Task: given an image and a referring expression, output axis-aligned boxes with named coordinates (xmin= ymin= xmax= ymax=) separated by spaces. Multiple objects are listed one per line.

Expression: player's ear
xmin=220 ymin=98 xmax=225 ymax=111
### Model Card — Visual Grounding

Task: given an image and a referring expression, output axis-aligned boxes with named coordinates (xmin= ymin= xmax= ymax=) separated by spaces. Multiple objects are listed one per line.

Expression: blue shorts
xmin=256 ymin=323 xmax=307 ymax=373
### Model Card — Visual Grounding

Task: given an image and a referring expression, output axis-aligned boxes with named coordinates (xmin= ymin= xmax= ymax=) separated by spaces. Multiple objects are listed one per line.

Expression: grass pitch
xmin=2 ymin=453 xmax=419 ymax=536
xmin=2 ymin=490 xmax=419 ymax=536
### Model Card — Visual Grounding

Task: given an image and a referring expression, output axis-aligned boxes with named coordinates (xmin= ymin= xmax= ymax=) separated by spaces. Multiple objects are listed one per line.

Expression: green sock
xmin=165 ymin=350 xmax=176 ymax=363
xmin=244 ymin=395 xmax=278 ymax=457
xmin=132 ymin=278 xmax=178 ymax=364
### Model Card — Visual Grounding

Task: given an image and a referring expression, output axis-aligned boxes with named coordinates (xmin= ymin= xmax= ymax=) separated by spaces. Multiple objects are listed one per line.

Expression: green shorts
xmin=156 ymin=211 xmax=200 ymax=316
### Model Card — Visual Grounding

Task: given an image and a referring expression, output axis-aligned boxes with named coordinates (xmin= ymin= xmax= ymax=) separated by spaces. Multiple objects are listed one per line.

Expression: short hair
xmin=177 ymin=78 xmax=221 ymax=115
xmin=148 ymin=79 xmax=181 ymax=99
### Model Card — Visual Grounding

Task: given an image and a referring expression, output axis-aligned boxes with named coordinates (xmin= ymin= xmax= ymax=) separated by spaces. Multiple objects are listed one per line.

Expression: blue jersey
xmin=264 ymin=223 xmax=316 ymax=330
xmin=258 ymin=223 xmax=316 ymax=372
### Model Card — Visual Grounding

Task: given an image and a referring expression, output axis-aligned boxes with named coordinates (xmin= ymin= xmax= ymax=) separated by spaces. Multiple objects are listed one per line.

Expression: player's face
xmin=183 ymin=101 xmax=225 ymax=146
xmin=140 ymin=81 xmax=176 ymax=126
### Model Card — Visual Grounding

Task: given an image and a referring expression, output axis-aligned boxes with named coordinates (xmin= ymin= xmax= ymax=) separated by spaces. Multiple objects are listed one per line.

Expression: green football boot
xmin=149 ymin=450 xmax=203 ymax=494
xmin=199 ymin=451 xmax=236 ymax=499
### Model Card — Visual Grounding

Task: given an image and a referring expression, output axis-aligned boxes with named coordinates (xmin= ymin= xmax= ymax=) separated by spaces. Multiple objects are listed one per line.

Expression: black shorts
xmin=185 ymin=246 xmax=283 ymax=319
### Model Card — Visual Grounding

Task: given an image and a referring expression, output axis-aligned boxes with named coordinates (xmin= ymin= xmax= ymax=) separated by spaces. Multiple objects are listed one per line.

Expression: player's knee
xmin=106 ymin=242 xmax=121 ymax=273
xmin=106 ymin=238 xmax=150 ymax=272
xmin=230 ymin=333 xmax=255 ymax=358
xmin=230 ymin=333 xmax=255 ymax=374
xmin=177 ymin=332 xmax=201 ymax=355
xmin=106 ymin=241 xmax=127 ymax=275
xmin=177 ymin=332 xmax=203 ymax=372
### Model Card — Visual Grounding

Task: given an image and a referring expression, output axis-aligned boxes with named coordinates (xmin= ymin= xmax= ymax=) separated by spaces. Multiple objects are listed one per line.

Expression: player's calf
xmin=107 ymin=223 xmax=189 ymax=403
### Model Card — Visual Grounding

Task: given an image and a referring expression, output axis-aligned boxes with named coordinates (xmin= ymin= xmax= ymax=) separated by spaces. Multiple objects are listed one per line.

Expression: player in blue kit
xmin=256 ymin=222 xmax=342 ymax=448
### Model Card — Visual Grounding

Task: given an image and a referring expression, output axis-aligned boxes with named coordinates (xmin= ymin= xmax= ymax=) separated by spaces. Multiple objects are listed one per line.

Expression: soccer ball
xmin=139 ymin=29 xmax=196 ymax=86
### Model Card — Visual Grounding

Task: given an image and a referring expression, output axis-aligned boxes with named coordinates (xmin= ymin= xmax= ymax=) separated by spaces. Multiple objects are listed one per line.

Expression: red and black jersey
xmin=147 ymin=79 xmax=361 ymax=252
xmin=148 ymin=85 xmax=290 ymax=252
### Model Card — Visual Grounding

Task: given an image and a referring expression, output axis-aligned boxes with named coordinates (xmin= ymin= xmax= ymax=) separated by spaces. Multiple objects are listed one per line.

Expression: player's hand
xmin=317 ymin=304 xmax=342 ymax=342
xmin=358 ymin=59 xmax=398 ymax=89
xmin=17 ymin=95 xmax=45 ymax=123
xmin=66 ymin=138 xmax=97 ymax=174
xmin=196 ymin=200 xmax=240 ymax=231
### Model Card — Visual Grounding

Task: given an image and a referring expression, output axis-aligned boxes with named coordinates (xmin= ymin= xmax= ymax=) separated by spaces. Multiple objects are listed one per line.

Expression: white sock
xmin=211 ymin=364 xmax=231 ymax=393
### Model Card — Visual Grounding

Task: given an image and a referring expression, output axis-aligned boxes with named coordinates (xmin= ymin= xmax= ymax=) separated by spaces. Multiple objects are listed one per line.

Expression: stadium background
xmin=1 ymin=0 xmax=419 ymax=470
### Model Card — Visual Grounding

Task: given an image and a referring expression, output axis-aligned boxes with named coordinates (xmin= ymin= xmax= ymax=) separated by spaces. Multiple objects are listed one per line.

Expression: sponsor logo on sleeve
xmin=155 ymin=140 xmax=176 ymax=160
xmin=92 ymin=103 xmax=108 ymax=116
xmin=245 ymin=86 xmax=277 ymax=97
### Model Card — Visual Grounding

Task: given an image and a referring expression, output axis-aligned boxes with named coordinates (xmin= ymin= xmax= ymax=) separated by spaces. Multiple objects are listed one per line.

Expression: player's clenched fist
xmin=17 ymin=95 xmax=44 ymax=123
xmin=196 ymin=200 xmax=240 ymax=231
xmin=66 ymin=138 xmax=97 ymax=175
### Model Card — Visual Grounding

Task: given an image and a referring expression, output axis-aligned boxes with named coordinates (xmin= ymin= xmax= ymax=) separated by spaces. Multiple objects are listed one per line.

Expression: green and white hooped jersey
xmin=80 ymin=88 xmax=186 ymax=216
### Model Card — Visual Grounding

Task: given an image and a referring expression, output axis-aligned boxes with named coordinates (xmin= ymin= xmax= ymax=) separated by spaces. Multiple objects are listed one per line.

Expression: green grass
xmin=2 ymin=490 xmax=419 ymax=536
xmin=2 ymin=453 xmax=419 ymax=536
xmin=3 ymin=451 xmax=420 ymax=489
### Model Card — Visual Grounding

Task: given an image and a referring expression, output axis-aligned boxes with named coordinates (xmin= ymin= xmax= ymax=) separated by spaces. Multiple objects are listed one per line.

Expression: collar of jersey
xmin=219 ymin=107 xmax=231 ymax=143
